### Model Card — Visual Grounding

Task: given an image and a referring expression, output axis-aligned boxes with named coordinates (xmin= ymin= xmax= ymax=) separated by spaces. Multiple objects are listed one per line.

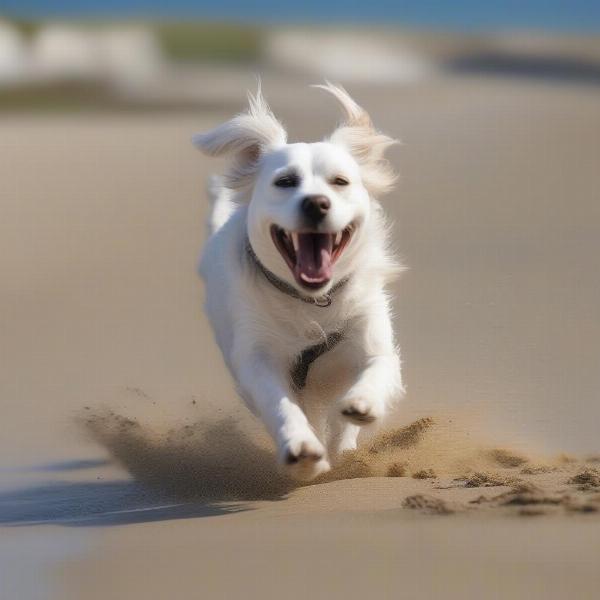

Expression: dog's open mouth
xmin=270 ymin=224 xmax=354 ymax=290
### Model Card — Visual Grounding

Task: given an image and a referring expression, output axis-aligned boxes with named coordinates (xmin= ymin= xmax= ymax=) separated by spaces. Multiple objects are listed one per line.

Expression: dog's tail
xmin=206 ymin=175 xmax=237 ymax=235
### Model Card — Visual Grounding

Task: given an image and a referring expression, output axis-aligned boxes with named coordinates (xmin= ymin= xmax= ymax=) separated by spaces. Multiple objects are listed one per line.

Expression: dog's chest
xmin=290 ymin=329 xmax=344 ymax=390
xmin=280 ymin=312 xmax=349 ymax=390
xmin=263 ymin=292 xmax=356 ymax=388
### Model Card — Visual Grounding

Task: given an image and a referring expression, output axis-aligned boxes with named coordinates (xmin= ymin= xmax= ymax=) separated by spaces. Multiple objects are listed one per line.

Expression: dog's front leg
xmin=337 ymin=295 xmax=404 ymax=426
xmin=233 ymin=347 xmax=330 ymax=481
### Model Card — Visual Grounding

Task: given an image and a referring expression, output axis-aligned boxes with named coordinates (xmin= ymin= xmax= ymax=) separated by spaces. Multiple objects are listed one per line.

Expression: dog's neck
xmin=245 ymin=239 xmax=349 ymax=308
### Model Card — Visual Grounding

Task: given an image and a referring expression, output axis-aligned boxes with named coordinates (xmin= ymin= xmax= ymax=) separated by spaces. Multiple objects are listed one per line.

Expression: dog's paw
xmin=339 ymin=395 xmax=382 ymax=425
xmin=280 ymin=435 xmax=330 ymax=482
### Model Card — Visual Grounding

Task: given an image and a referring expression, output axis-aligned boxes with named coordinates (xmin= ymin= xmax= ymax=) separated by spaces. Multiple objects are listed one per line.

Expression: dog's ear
xmin=193 ymin=85 xmax=287 ymax=189
xmin=314 ymin=82 xmax=398 ymax=197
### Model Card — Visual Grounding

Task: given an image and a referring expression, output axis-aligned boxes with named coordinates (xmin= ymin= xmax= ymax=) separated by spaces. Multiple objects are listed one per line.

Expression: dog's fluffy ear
xmin=315 ymin=82 xmax=398 ymax=197
xmin=193 ymin=86 xmax=287 ymax=189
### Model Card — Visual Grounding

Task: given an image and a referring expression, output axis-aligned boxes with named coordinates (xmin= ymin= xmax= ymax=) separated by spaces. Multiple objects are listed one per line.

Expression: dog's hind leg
xmin=206 ymin=175 xmax=237 ymax=235
xmin=337 ymin=294 xmax=404 ymax=425
xmin=327 ymin=419 xmax=360 ymax=459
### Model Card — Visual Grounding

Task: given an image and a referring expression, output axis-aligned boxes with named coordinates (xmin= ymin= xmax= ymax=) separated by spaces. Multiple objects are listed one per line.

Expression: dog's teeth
xmin=291 ymin=232 xmax=299 ymax=252
xmin=335 ymin=232 xmax=342 ymax=246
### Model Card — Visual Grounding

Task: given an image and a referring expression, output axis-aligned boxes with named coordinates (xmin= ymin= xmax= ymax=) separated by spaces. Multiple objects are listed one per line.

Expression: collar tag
xmin=313 ymin=295 xmax=332 ymax=308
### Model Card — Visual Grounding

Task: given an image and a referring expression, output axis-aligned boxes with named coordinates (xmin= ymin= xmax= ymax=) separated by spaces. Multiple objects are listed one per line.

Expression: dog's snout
xmin=301 ymin=195 xmax=331 ymax=224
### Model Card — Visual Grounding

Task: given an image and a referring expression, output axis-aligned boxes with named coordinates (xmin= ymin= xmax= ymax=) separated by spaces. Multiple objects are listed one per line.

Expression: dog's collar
xmin=245 ymin=239 xmax=349 ymax=308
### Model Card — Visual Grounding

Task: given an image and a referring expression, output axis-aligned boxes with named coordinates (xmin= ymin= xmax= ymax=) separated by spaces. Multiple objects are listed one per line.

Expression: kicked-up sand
xmin=1 ymin=59 xmax=600 ymax=599
xmin=84 ymin=409 xmax=600 ymax=517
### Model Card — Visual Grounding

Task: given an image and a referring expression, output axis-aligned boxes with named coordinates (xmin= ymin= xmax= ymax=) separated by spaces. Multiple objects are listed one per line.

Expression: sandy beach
xmin=1 ymin=65 xmax=600 ymax=599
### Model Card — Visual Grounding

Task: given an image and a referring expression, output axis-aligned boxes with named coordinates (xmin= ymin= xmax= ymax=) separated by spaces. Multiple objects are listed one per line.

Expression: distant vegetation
xmin=0 ymin=81 xmax=113 ymax=112
xmin=156 ymin=22 xmax=263 ymax=63
xmin=7 ymin=18 xmax=40 ymax=38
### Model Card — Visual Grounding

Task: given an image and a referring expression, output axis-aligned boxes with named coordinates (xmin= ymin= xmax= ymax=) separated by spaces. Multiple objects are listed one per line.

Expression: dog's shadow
xmin=0 ymin=479 xmax=244 ymax=527
xmin=0 ymin=416 xmax=293 ymax=527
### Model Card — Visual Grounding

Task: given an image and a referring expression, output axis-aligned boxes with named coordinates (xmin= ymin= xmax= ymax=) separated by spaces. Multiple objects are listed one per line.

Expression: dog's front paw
xmin=339 ymin=393 xmax=383 ymax=425
xmin=279 ymin=433 xmax=330 ymax=482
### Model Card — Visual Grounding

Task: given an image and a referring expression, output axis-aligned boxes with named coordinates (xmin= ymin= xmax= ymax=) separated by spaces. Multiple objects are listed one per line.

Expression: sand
xmin=82 ymin=409 xmax=600 ymax=517
xmin=2 ymin=64 xmax=600 ymax=599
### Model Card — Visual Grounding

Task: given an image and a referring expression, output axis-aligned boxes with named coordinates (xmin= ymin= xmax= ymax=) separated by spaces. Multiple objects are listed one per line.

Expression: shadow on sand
xmin=0 ymin=416 xmax=292 ymax=527
xmin=0 ymin=479 xmax=245 ymax=527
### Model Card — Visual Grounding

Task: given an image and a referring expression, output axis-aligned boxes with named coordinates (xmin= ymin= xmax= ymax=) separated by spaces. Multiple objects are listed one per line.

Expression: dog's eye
xmin=332 ymin=176 xmax=350 ymax=186
xmin=274 ymin=174 xmax=300 ymax=188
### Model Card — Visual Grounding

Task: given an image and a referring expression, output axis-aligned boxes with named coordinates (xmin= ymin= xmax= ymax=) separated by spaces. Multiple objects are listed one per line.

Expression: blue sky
xmin=3 ymin=0 xmax=600 ymax=32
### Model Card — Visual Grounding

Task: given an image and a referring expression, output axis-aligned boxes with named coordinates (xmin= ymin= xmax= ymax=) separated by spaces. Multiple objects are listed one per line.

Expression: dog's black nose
xmin=301 ymin=195 xmax=331 ymax=224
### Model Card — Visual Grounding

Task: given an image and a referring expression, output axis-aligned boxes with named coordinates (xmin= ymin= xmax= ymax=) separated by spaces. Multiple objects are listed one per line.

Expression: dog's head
xmin=194 ymin=83 xmax=398 ymax=294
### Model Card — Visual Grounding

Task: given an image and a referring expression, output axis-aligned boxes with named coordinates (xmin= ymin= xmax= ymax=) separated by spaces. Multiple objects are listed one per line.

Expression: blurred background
xmin=1 ymin=1 xmax=600 ymax=109
xmin=1 ymin=2 xmax=600 ymax=599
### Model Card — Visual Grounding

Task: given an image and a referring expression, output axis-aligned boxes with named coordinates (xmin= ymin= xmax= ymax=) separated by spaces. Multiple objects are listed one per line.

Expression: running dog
xmin=194 ymin=83 xmax=404 ymax=480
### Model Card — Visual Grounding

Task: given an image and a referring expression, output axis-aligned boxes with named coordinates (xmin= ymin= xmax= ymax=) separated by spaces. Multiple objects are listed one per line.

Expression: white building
xmin=0 ymin=21 xmax=163 ymax=89
xmin=265 ymin=29 xmax=433 ymax=84
xmin=0 ymin=21 xmax=29 ymax=84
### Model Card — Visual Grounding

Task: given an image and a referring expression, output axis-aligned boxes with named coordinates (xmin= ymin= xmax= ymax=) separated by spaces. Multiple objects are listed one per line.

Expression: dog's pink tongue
xmin=295 ymin=233 xmax=333 ymax=285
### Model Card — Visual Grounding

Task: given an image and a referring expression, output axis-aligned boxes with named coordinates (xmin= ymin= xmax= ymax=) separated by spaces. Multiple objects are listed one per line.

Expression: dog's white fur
xmin=194 ymin=83 xmax=404 ymax=480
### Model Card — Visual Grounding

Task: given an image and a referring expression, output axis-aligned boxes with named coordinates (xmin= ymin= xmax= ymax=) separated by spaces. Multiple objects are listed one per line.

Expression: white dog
xmin=194 ymin=83 xmax=404 ymax=481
